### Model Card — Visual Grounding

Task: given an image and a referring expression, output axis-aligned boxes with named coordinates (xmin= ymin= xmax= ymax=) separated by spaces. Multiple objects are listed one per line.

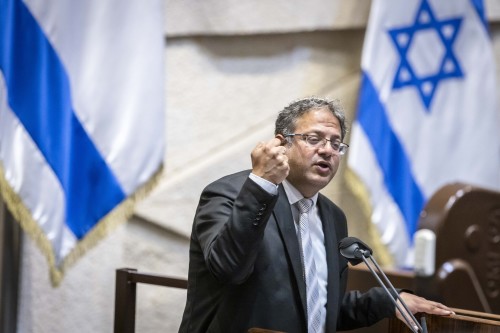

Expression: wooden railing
xmin=114 ymin=265 xmax=500 ymax=333
xmin=113 ymin=268 xmax=187 ymax=333
xmin=388 ymin=308 xmax=500 ymax=332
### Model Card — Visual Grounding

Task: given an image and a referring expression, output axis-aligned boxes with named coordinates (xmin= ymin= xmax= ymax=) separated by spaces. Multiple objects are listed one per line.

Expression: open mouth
xmin=314 ymin=161 xmax=332 ymax=172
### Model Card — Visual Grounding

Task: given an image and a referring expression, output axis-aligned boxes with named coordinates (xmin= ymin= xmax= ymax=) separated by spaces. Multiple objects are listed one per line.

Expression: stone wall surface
xmin=165 ymin=0 xmax=500 ymax=36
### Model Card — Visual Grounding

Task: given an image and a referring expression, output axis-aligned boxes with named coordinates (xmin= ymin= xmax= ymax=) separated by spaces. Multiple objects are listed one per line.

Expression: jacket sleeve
xmin=193 ymin=172 xmax=278 ymax=284
xmin=337 ymin=286 xmax=398 ymax=330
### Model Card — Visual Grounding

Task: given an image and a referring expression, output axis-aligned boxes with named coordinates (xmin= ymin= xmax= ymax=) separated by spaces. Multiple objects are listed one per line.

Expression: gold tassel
xmin=0 ymin=161 xmax=164 ymax=287
xmin=344 ymin=168 xmax=395 ymax=267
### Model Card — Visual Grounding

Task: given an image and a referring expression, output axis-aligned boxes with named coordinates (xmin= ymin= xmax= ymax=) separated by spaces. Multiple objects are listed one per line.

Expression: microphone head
xmin=338 ymin=237 xmax=374 ymax=266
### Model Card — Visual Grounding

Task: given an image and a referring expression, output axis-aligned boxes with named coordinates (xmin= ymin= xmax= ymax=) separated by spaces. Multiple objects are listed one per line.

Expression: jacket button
xmin=253 ymin=216 xmax=262 ymax=226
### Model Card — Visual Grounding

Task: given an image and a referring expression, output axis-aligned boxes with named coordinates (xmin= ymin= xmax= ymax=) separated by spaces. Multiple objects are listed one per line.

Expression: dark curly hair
xmin=274 ymin=97 xmax=348 ymax=141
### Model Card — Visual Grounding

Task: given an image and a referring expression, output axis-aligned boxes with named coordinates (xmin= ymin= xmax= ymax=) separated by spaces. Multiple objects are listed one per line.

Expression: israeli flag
xmin=0 ymin=0 xmax=165 ymax=285
xmin=348 ymin=0 xmax=500 ymax=267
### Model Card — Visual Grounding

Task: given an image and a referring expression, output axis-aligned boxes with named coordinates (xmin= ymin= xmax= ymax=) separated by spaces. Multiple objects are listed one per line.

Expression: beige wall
xmin=164 ymin=0 xmax=500 ymax=36
xmin=14 ymin=1 xmax=500 ymax=332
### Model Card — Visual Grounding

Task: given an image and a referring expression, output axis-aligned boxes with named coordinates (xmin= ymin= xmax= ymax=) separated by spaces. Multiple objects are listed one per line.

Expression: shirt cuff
xmin=249 ymin=173 xmax=279 ymax=195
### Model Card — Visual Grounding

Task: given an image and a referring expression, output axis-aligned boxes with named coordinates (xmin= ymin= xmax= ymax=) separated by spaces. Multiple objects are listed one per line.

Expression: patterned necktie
xmin=296 ymin=198 xmax=322 ymax=333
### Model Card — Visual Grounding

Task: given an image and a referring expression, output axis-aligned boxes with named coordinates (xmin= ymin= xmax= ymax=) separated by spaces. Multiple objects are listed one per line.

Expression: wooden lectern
xmin=389 ymin=308 xmax=500 ymax=332
xmin=344 ymin=183 xmax=500 ymax=333
xmin=416 ymin=183 xmax=500 ymax=314
xmin=249 ymin=308 xmax=500 ymax=332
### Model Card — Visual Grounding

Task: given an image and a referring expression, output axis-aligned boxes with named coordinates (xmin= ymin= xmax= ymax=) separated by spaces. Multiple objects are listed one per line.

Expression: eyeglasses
xmin=284 ymin=134 xmax=349 ymax=155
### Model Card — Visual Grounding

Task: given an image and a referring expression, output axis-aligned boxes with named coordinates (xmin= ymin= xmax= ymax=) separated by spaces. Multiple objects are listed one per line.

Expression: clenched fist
xmin=251 ymin=137 xmax=289 ymax=185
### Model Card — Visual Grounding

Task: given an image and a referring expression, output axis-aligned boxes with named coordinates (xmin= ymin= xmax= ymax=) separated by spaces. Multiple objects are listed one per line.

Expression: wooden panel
xmin=417 ymin=183 xmax=500 ymax=313
xmin=389 ymin=308 xmax=500 ymax=333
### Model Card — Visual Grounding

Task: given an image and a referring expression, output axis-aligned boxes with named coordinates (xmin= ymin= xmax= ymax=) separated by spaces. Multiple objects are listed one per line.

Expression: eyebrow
xmin=304 ymin=131 xmax=341 ymax=140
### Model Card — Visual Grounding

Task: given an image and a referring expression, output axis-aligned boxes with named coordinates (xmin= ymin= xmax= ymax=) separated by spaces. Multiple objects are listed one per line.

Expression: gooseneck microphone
xmin=338 ymin=237 xmax=426 ymax=333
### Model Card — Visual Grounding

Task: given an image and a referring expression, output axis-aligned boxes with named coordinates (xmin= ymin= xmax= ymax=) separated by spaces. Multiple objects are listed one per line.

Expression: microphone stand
xmin=357 ymin=248 xmax=426 ymax=333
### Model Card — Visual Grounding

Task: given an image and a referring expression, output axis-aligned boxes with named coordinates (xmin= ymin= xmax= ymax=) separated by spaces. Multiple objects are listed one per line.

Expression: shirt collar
xmin=282 ymin=179 xmax=318 ymax=207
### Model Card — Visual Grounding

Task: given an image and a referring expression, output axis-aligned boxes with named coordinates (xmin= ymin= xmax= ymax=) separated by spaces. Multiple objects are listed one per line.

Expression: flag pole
xmin=0 ymin=199 xmax=21 ymax=333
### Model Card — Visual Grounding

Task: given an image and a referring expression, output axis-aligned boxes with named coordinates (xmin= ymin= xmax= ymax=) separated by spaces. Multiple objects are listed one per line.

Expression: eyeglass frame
xmin=284 ymin=133 xmax=349 ymax=155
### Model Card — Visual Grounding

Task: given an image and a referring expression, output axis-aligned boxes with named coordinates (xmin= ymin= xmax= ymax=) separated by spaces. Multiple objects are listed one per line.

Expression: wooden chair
xmin=113 ymin=268 xmax=187 ymax=333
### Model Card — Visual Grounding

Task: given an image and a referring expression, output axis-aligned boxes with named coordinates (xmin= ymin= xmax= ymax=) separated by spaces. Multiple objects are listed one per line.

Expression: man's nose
xmin=318 ymin=143 xmax=334 ymax=157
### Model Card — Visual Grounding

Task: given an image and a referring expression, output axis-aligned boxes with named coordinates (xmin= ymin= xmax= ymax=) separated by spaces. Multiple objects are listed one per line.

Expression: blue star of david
xmin=388 ymin=0 xmax=464 ymax=111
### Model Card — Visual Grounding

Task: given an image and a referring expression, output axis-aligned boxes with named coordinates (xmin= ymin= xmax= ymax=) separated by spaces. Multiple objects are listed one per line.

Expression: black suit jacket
xmin=179 ymin=170 xmax=395 ymax=333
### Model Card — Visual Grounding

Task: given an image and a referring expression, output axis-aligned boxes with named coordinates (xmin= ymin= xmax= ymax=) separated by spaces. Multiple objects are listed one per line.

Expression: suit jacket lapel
xmin=318 ymin=195 xmax=341 ymax=332
xmin=273 ymin=185 xmax=308 ymax=318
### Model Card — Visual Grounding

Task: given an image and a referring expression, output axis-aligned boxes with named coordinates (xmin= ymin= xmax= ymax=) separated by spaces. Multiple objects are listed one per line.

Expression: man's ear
xmin=276 ymin=134 xmax=291 ymax=147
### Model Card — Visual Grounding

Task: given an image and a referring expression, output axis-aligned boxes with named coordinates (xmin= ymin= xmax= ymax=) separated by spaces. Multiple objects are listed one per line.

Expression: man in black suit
xmin=179 ymin=97 xmax=453 ymax=333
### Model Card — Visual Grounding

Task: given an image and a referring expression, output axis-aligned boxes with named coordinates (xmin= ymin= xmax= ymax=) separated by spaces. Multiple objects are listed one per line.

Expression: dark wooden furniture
xmin=112 ymin=265 xmax=414 ymax=333
xmin=389 ymin=308 xmax=500 ymax=332
xmin=251 ymin=308 xmax=500 ymax=333
xmin=113 ymin=268 xmax=187 ymax=333
xmin=415 ymin=183 xmax=500 ymax=314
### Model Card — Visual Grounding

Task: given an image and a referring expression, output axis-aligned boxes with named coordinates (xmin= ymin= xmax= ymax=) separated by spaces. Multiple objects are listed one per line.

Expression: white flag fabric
xmin=0 ymin=0 xmax=165 ymax=285
xmin=348 ymin=0 xmax=500 ymax=267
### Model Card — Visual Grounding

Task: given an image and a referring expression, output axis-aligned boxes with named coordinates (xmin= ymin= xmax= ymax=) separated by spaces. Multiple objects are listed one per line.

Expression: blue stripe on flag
xmin=0 ymin=0 xmax=125 ymax=239
xmin=357 ymin=72 xmax=425 ymax=239
xmin=470 ymin=0 xmax=488 ymax=29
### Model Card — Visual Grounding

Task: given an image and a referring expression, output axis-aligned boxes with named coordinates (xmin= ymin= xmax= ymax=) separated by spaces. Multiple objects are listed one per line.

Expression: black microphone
xmin=338 ymin=237 xmax=427 ymax=333
xmin=338 ymin=237 xmax=373 ymax=265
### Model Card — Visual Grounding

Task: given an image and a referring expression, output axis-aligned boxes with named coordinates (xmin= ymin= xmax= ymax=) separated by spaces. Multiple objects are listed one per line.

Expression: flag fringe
xmin=345 ymin=167 xmax=395 ymax=267
xmin=0 ymin=162 xmax=164 ymax=287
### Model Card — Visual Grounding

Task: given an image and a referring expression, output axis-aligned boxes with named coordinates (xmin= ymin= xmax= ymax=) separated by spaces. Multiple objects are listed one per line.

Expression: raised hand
xmin=251 ymin=137 xmax=289 ymax=185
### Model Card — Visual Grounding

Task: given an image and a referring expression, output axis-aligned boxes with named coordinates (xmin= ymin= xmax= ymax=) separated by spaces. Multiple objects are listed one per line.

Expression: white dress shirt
xmin=250 ymin=174 xmax=328 ymax=332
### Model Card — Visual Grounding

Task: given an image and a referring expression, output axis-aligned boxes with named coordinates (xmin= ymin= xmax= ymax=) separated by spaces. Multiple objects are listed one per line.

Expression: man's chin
xmin=307 ymin=174 xmax=334 ymax=191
